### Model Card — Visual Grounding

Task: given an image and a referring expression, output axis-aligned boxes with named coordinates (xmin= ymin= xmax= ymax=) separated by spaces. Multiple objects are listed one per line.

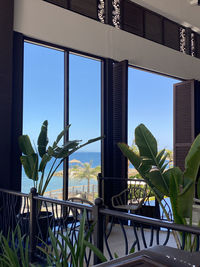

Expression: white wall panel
xmin=14 ymin=0 xmax=200 ymax=80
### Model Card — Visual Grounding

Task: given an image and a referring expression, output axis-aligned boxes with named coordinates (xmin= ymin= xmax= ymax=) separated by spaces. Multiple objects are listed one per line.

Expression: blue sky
xmin=23 ymin=42 xmax=180 ymax=153
xmin=23 ymin=42 xmax=101 ymax=152
xmin=128 ymin=68 xmax=180 ymax=150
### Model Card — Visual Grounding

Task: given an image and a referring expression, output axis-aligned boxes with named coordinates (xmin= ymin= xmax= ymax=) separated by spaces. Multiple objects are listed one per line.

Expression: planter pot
xmin=18 ymin=211 xmax=53 ymax=241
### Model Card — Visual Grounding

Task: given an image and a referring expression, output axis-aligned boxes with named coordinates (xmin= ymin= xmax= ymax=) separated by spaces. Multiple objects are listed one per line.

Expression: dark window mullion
xmin=63 ymin=51 xmax=69 ymax=201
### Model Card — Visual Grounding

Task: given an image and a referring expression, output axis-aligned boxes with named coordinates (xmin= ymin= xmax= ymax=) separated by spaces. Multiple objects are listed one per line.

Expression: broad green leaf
xmin=169 ymin=169 xmax=184 ymax=225
xmin=52 ymin=141 xmax=80 ymax=158
xmin=135 ymin=124 xmax=169 ymax=193
xmin=135 ymin=124 xmax=157 ymax=160
xmin=53 ymin=124 xmax=71 ymax=148
xmin=118 ymin=143 xmax=142 ymax=170
xmin=178 ymin=177 xmax=193 ymax=196
xmin=159 ymin=154 xmax=168 ymax=169
xmin=178 ymin=177 xmax=194 ymax=218
xmin=39 ymin=154 xmax=51 ymax=172
xmin=184 ymin=134 xmax=200 ymax=182
xmin=156 ymin=149 xmax=165 ymax=163
xmin=118 ymin=142 xmax=162 ymax=199
xmin=87 ymin=136 xmax=103 ymax=144
xmin=168 ymin=167 xmax=194 ymax=219
xmin=47 ymin=146 xmax=54 ymax=156
xmin=37 ymin=120 xmax=48 ymax=158
xmin=18 ymin=135 xmax=34 ymax=155
xmin=146 ymin=170 xmax=169 ymax=196
xmin=20 ymin=154 xmax=38 ymax=181
xmin=161 ymin=163 xmax=168 ymax=173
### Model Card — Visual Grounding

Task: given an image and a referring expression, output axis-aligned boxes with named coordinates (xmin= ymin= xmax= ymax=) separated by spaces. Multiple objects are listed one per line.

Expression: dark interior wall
xmin=0 ymin=0 xmax=14 ymax=189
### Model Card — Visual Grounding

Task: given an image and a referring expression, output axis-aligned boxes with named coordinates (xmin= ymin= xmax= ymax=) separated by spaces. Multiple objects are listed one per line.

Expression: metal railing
xmin=0 ymin=188 xmax=200 ymax=266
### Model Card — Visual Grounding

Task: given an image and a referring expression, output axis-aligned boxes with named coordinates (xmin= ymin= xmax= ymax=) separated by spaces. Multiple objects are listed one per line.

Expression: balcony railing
xmin=0 ymin=187 xmax=200 ymax=266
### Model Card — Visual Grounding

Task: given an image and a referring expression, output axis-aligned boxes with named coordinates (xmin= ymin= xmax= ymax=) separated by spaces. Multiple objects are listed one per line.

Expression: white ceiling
xmin=131 ymin=0 xmax=200 ymax=33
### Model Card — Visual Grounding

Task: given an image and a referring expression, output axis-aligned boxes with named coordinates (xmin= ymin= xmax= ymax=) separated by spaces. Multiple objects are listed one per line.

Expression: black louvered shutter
xmin=102 ymin=60 xmax=128 ymax=207
xmin=174 ymin=80 xmax=200 ymax=171
xmin=112 ymin=60 xmax=128 ymax=179
xmin=10 ymin=32 xmax=24 ymax=191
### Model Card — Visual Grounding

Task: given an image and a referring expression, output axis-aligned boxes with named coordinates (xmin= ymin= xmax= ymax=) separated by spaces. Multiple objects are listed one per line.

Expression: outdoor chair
xmin=111 ymin=186 xmax=147 ymax=212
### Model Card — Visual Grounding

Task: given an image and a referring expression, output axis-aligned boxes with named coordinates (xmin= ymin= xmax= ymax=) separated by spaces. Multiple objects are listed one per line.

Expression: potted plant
xmin=18 ymin=120 xmax=102 ymax=239
xmin=118 ymin=123 xmax=200 ymax=251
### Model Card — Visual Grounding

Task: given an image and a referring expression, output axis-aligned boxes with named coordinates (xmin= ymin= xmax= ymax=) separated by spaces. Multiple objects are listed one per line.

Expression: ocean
xmin=22 ymin=152 xmax=101 ymax=193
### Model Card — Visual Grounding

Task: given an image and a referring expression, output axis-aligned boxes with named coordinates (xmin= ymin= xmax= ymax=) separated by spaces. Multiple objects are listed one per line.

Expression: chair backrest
xmin=128 ymin=186 xmax=147 ymax=208
xmin=111 ymin=186 xmax=146 ymax=210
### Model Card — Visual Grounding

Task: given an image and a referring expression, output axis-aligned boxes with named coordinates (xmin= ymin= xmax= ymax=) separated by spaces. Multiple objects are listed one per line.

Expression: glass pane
xmin=22 ymin=42 xmax=64 ymax=199
xmin=128 ymin=68 xmax=180 ymax=177
xmin=69 ymin=53 xmax=101 ymax=202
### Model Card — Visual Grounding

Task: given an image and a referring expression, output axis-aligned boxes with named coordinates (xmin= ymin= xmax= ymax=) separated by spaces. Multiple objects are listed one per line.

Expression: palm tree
xmin=165 ymin=149 xmax=173 ymax=167
xmin=71 ymin=160 xmax=100 ymax=195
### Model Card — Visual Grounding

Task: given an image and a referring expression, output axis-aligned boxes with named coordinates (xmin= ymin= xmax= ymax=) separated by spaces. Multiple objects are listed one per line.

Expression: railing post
xmin=98 ymin=173 xmax=102 ymax=198
xmin=93 ymin=197 xmax=104 ymax=265
xmin=29 ymin=187 xmax=38 ymax=263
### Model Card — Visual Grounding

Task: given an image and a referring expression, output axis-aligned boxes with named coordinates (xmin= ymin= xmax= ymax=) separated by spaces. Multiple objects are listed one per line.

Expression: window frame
xmin=21 ymin=36 xmax=104 ymax=200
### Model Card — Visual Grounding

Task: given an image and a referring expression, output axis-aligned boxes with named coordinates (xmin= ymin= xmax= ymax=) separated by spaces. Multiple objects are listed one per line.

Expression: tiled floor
xmin=103 ymin=223 xmax=176 ymax=260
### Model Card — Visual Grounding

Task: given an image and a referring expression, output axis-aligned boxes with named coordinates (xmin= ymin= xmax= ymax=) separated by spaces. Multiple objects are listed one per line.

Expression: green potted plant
xmin=118 ymin=123 xmax=200 ymax=251
xmin=18 ymin=120 xmax=102 ymax=238
xmin=19 ymin=120 xmax=102 ymax=196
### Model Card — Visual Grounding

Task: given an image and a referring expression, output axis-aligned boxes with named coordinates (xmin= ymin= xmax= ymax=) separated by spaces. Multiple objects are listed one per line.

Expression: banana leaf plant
xmin=19 ymin=120 xmax=102 ymax=196
xmin=118 ymin=124 xmax=200 ymax=251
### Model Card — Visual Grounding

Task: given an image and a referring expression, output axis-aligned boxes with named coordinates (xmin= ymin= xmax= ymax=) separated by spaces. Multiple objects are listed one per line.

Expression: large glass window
xmin=128 ymin=67 xmax=180 ymax=177
xmin=23 ymin=43 xmax=101 ymax=202
xmin=68 ymin=53 xmax=101 ymax=202
xmin=23 ymin=42 xmax=64 ymax=197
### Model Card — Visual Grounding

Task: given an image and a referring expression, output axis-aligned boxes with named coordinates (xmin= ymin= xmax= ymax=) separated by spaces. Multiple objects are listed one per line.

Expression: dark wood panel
xmin=10 ymin=32 xmax=24 ymax=191
xmin=174 ymin=146 xmax=190 ymax=171
xmin=0 ymin=0 xmax=14 ymax=189
xmin=69 ymin=0 xmax=97 ymax=19
xmin=112 ymin=60 xmax=128 ymax=179
xmin=101 ymin=59 xmax=114 ymax=208
xmin=44 ymin=0 xmax=68 ymax=8
xmin=195 ymin=33 xmax=200 ymax=59
xmin=164 ymin=19 xmax=180 ymax=51
xmin=173 ymin=80 xmax=195 ymax=170
xmin=102 ymin=59 xmax=114 ymax=179
xmin=122 ymin=1 xmax=143 ymax=36
xmin=144 ymin=10 xmax=163 ymax=44
xmin=174 ymin=81 xmax=194 ymax=144
xmin=112 ymin=60 xmax=128 ymax=201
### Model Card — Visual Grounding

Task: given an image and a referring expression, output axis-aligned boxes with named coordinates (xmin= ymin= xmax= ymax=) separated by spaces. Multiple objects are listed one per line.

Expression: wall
xmin=14 ymin=0 xmax=200 ymax=80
